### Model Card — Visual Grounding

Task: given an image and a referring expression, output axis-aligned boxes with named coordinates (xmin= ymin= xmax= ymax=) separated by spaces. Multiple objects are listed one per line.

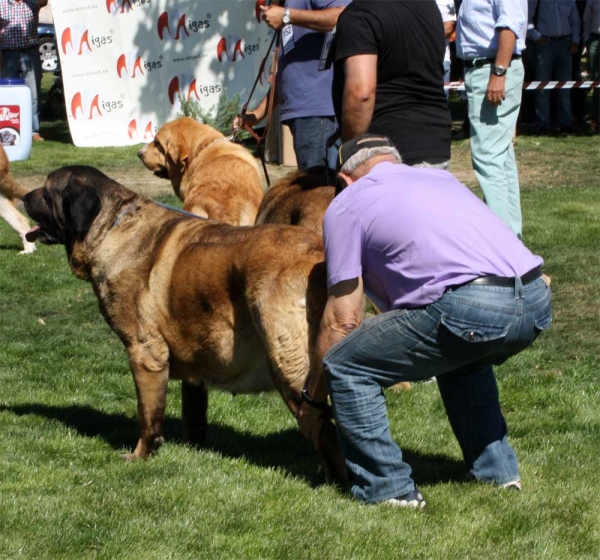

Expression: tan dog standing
xmin=138 ymin=117 xmax=263 ymax=225
xmin=23 ymin=165 xmax=346 ymax=484
xmin=255 ymin=167 xmax=334 ymax=235
xmin=0 ymin=145 xmax=35 ymax=254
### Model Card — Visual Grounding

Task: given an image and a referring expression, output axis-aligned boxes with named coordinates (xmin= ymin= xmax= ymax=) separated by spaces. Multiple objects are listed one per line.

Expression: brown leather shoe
xmin=32 ymin=133 xmax=45 ymax=142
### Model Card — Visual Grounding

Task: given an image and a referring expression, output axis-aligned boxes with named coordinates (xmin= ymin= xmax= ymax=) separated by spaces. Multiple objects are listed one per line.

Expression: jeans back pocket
xmin=437 ymin=313 xmax=509 ymax=362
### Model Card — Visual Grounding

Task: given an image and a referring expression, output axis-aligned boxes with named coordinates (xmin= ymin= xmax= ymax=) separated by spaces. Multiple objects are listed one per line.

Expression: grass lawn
xmin=1 ymin=88 xmax=599 ymax=558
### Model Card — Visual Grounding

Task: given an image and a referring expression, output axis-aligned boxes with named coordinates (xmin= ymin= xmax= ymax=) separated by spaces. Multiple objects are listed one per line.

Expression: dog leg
xmin=181 ymin=379 xmax=208 ymax=447
xmin=0 ymin=197 xmax=36 ymax=254
xmin=124 ymin=352 xmax=170 ymax=460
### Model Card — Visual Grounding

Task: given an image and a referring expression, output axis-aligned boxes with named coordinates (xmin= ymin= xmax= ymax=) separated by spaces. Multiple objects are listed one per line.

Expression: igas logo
xmin=71 ymin=91 xmax=125 ymax=119
xmin=157 ymin=11 xmax=210 ymax=41
xmin=128 ymin=118 xmax=155 ymax=141
xmin=167 ymin=75 xmax=222 ymax=105
xmin=216 ymin=37 xmax=261 ymax=62
xmin=117 ymin=53 xmax=163 ymax=79
xmin=107 ymin=0 xmax=151 ymax=15
xmin=62 ymin=26 xmax=114 ymax=56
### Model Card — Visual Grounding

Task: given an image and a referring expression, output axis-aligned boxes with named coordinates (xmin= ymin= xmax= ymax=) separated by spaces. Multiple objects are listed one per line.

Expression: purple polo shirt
xmin=278 ymin=0 xmax=350 ymax=121
xmin=323 ymin=162 xmax=544 ymax=310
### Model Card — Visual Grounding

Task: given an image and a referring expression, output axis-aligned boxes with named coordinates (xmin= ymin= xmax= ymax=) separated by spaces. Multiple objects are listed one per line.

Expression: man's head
xmin=336 ymin=134 xmax=401 ymax=193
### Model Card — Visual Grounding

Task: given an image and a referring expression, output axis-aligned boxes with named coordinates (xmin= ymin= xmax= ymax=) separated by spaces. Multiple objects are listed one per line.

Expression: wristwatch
xmin=492 ymin=65 xmax=507 ymax=77
xmin=282 ymin=8 xmax=291 ymax=25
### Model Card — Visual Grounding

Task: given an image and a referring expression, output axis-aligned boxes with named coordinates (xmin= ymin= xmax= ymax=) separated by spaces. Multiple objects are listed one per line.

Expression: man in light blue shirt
xmin=456 ymin=0 xmax=527 ymax=238
xmin=528 ymin=0 xmax=581 ymax=133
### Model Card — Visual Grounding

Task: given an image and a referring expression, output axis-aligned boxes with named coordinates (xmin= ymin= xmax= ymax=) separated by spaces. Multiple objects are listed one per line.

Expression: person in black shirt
xmin=332 ymin=0 xmax=452 ymax=168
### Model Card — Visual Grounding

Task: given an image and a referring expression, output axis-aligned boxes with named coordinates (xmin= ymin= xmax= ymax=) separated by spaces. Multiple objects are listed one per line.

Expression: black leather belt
xmin=464 ymin=54 xmax=521 ymax=69
xmin=468 ymin=266 xmax=542 ymax=287
xmin=543 ymin=35 xmax=570 ymax=41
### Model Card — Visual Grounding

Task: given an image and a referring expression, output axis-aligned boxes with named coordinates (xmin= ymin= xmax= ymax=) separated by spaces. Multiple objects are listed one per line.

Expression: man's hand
xmin=232 ymin=112 xmax=259 ymax=133
xmin=487 ymin=74 xmax=506 ymax=106
xmin=536 ymin=36 xmax=549 ymax=46
xmin=569 ymin=42 xmax=580 ymax=55
xmin=260 ymin=5 xmax=286 ymax=30
xmin=297 ymin=401 xmax=327 ymax=448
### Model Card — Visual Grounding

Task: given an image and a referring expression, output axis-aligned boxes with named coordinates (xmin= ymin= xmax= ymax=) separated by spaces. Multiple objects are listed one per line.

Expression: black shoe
xmin=383 ymin=488 xmax=426 ymax=509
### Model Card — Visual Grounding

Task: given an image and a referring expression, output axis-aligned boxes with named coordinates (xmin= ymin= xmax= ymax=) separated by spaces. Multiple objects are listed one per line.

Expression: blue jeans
xmin=465 ymin=60 xmax=524 ymax=238
xmin=284 ymin=116 xmax=339 ymax=171
xmin=535 ymin=37 xmax=573 ymax=129
xmin=323 ymin=276 xmax=552 ymax=503
xmin=1 ymin=47 xmax=42 ymax=134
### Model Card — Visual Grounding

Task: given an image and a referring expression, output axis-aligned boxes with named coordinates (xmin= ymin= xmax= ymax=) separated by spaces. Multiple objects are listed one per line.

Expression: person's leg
xmin=14 ymin=48 xmax=42 ymax=135
xmin=587 ymin=34 xmax=600 ymax=126
xmin=436 ymin=363 xmax=519 ymax=485
xmin=534 ymin=42 xmax=555 ymax=131
xmin=287 ymin=116 xmax=337 ymax=171
xmin=555 ymin=38 xmax=574 ymax=129
xmin=323 ymin=308 xmax=441 ymax=503
xmin=466 ymin=61 xmax=524 ymax=237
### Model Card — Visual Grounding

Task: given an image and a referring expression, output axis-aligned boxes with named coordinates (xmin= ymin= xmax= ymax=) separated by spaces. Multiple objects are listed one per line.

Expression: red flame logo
xmin=157 ymin=12 xmax=189 ymax=41
xmin=61 ymin=28 xmax=92 ymax=56
xmin=117 ymin=54 xmax=144 ymax=78
xmin=217 ymin=37 xmax=244 ymax=62
xmin=71 ymin=92 xmax=102 ymax=120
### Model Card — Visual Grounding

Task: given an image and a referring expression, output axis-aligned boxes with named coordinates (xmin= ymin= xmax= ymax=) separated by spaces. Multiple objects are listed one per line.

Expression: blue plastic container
xmin=0 ymin=77 xmax=33 ymax=161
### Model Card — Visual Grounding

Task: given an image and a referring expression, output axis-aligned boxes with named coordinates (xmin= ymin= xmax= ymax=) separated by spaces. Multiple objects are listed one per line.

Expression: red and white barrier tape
xmin=445 ymin=80 xmax=600 ymax=92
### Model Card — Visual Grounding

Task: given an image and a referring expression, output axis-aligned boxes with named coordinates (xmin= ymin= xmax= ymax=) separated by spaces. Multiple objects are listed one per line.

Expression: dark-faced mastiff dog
xmin=23 ymin=166 xmax=345 ymax=483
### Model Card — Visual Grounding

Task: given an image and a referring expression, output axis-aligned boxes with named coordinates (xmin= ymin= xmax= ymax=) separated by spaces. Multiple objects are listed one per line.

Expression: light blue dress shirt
xmin=456 ymin=0 xmax=528 ymax=59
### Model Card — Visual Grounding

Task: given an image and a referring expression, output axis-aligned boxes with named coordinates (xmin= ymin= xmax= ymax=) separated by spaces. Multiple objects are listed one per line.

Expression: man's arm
xmin=341 ymin=54 xmax=377 ymax=141
xmin=487 ymin=28 xmax=517 ymax=106
xmin=298 ymin=278 xmax=364 ymax=438
xmin=261 ymin=5 xmax=345 ymax=32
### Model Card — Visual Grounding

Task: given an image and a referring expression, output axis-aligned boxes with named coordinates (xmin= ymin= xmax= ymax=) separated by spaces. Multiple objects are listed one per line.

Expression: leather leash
xmin=233 ymin=30 xmax=280 ymax=187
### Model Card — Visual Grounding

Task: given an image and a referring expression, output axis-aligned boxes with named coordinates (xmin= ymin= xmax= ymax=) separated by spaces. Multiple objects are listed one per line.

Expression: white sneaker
xmin=501 ymin=480 xmax=522 ymax=491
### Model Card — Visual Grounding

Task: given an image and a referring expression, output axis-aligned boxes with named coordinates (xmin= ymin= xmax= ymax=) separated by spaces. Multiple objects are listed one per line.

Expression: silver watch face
xmin=493 ymin=66 xmax=507 ymax=76
xmin=282 ymin=10 xmax=291 ymax=24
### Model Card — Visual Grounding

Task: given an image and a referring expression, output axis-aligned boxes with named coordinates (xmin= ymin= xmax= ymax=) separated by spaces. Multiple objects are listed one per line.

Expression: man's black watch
xmin=492 ymin=65 xmax=507 ymax=77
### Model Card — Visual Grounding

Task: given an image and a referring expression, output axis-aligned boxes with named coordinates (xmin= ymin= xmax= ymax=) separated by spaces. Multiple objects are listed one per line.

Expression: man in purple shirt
xmin=298 ymin=134 xmax=552 ymax=508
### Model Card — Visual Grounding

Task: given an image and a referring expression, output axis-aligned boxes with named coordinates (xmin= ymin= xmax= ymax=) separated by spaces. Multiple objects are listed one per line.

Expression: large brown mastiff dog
xmin=137 ymin=117 xmax=263 ymax=225
xmin=23 ymin=166 xmax=345 ymax=483
xmin=255 ymin=167 xmax=334 ymax=235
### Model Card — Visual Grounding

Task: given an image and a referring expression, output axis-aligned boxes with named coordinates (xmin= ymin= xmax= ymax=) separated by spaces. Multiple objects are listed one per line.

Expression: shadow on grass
xmin=2 ymin=403 xmax=466 ymax=488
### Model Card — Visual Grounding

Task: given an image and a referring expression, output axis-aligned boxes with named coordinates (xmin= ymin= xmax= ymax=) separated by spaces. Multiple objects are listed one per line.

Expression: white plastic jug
xmin=0 ymin=78 xmax=33 ymax=161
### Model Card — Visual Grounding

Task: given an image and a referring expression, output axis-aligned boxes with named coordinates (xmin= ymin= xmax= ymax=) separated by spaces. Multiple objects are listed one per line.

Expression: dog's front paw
xmin=122 ymin=436 xmax=165 ymax=460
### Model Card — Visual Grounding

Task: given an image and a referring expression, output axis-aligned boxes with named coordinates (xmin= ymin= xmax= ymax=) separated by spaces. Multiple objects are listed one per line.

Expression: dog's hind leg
xmin=0 ymin=196 xmax=36 ymax=254
xmin=181 ymin=380 xmax=208 ymax=447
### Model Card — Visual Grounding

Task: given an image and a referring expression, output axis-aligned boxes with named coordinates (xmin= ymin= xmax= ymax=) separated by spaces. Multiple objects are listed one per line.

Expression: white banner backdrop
xmin=51 ymin=0 xmax=273 ymax=147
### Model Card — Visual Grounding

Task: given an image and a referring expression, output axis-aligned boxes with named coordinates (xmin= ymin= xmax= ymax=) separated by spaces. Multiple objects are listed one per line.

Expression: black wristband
xmin=301 ymin=388 xmax=329 ymax=410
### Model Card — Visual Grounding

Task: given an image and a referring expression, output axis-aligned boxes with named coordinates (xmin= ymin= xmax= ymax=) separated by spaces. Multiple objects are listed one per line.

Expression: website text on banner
xmin=51 ymin=0 xmax=273 ymax=147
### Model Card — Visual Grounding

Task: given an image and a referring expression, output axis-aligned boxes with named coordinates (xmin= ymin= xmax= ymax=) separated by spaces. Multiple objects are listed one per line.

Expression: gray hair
xmin=340 ymin=146 xmax=402 ymax=175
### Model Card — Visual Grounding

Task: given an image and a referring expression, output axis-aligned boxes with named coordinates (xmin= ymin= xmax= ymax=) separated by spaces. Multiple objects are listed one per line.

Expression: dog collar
xmin=110 ymin=201 xmax=139 ymax=231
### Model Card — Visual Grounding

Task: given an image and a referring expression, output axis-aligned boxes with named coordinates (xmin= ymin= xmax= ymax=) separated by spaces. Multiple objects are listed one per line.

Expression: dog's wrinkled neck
xmin=110 ymin=201 xmax=140 ymax=230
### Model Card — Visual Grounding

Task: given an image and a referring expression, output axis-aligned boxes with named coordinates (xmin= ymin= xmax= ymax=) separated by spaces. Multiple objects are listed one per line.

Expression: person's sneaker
xmin=382 ymin=488 xmax=426 ymax=509
xmin=501 ymin=480 xmax=522 ymax=491
xmin=32 ymin=133 xmax=45 ymax=142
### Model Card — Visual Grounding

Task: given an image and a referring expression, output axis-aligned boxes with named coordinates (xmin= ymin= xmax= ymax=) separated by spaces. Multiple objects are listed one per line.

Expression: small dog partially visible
xmin=0 ymin=145 xmax=35 ymax=254
xmin=138 ymin=117 xmax=264 ymax=226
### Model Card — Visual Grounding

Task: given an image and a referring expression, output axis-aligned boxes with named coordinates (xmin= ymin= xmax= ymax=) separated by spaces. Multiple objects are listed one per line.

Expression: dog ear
xmin=164 ymin=137 xmax=188 ymax=187
xmin=63 ymin=182 xmax=101 ymax=235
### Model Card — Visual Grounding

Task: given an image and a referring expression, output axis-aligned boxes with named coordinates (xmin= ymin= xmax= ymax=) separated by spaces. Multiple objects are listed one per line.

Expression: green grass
xmin=1 ymin=99 xmax=600 ymax=557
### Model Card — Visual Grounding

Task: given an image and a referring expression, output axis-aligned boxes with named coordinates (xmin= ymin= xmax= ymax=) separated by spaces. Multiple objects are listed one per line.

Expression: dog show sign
xmin=51 ymin=0 xmax=273 ymax=147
